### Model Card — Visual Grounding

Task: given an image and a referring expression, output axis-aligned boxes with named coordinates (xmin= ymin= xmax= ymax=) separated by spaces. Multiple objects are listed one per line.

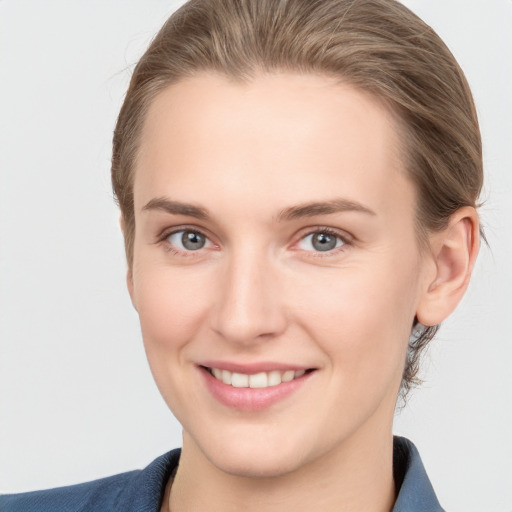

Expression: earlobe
xmin=416 ymin=207 xmax=479 ymax=327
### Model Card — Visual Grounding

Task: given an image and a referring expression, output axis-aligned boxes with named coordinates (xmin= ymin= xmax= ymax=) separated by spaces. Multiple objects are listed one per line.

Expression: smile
xmin=200 ymin=365 xmax=315 ymax=410
xmin=207 ymin=368 xmax=307 ymax=388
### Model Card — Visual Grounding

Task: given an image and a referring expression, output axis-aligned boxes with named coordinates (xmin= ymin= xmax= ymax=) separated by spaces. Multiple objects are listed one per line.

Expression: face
xmin=129 ymin=72 xmax=431 ymax=477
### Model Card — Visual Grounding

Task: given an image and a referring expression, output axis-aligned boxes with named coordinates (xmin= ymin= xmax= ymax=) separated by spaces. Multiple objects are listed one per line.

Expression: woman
xmin=0 ymin=0 xmax=487 ymax=510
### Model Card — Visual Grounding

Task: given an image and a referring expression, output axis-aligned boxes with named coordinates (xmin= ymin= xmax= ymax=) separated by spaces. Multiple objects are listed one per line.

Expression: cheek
xmin=292 ymin=259 xmax=419 ymax=389
xmin=132 ymin=264 xmax=213 ymax=356
xmin=131 ymin=263 xmax=217 ymax=413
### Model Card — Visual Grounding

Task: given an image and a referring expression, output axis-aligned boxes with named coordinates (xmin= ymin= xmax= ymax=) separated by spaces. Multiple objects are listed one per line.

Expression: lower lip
xmin=200 ymin=367 xmax=314 ymax=411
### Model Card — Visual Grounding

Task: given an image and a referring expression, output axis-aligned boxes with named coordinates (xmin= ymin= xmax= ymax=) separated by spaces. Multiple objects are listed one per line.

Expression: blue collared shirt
xmin=0 ymin=437 xmax=445 ymax=511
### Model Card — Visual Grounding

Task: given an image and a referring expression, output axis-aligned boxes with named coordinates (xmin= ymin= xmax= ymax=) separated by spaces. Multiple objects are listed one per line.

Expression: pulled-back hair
xmin=112 ymin=0 xmax=483 ymax=396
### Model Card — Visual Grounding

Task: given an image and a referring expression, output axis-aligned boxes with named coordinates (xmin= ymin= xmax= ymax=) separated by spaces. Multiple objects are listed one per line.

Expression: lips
xmin=199 ymin=363 xmax=315 ymax=411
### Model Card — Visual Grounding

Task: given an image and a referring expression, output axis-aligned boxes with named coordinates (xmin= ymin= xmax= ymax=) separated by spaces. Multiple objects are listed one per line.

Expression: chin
xmin=206 ymin=446 xmax=307 ymax=479
xmin=187 ymin=424 xmax=323 ymax=480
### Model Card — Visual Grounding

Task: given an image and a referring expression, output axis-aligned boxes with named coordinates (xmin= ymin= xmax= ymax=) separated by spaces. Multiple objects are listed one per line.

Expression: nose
xmin=210 ymin=248 xmax=287 ymax=346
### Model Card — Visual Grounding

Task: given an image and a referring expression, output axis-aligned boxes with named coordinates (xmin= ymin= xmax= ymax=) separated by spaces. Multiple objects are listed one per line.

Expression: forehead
xmin=134 ymin=72 xmax=413 ymax=221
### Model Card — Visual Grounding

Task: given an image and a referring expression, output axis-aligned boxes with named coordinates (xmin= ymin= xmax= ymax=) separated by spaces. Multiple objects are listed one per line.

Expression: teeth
xmin=281 ymin=370 xmax=295 ymax=382
xmin=249 ymin=372 xmax=267 ymax=388
xmin=231 ymin=372 xmax=249 ymax=388
xmin=210 ymin=368 xmax=308 ymax=388
xmin=267 ymin=371 xmax=281 ymax=386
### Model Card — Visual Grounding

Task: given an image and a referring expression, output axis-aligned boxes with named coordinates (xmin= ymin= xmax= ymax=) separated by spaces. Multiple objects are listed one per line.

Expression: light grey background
xmin=0 ymin=1 xmax=510 ymax=511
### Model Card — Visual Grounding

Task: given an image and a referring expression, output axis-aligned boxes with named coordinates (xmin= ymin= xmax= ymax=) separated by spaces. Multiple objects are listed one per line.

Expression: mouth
xmin=199 ymin=364 xmax=316 ymax=410
xmin=203 ymin=366 xmax=313 ymax=389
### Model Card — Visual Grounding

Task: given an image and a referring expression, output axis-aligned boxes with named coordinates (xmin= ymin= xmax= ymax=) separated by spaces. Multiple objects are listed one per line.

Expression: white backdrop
xmin=0 ymin=1 xmax=510 ymax=511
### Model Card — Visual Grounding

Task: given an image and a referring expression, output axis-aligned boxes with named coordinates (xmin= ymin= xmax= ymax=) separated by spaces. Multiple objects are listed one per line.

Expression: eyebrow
xmin=141 ymin=196 xmax=376 ymax=221
xmin=142 ymin=197 xmax=209 ymax=219
xmin=277 ymin=198 xmax=376 ymax=221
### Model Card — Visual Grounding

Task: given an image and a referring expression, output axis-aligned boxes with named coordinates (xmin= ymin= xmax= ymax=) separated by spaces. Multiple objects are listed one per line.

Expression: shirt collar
xmin=392 ymin=436 xmax=445 ymax=512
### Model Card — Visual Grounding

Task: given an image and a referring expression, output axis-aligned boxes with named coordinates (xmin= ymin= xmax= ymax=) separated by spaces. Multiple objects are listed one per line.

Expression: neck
xmin=167 ymin=425 xmax=396 ymax=512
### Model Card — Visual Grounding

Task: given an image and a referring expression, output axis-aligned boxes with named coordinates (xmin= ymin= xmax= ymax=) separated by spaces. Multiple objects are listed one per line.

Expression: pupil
xmin=312 ymin=232 xmax=336 ymax=251
xmin=182 ymin=231 xmax=205 ymax=250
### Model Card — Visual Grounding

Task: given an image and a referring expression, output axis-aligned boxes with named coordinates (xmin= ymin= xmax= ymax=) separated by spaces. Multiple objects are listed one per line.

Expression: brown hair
xmin=111 ymin=0 xmax=483 ymax=396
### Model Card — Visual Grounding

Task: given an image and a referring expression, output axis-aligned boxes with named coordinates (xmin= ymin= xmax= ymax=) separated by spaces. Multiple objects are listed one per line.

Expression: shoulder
xmin=0 ymin=449 xmax=181 ymax=512
xmin=0 ymin=471 xmax=139 ymax=512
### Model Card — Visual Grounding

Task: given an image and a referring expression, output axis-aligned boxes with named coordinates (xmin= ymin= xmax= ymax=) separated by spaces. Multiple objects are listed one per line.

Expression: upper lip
xmin=199 ymin=360 xmax=312 ymax=374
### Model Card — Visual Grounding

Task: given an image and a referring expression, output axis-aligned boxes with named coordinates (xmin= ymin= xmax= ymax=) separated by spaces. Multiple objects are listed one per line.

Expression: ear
xmin=119 ymin=215 xmax=138 ymax=311
xmin=416 ymin=207 xmax=479 ymax=326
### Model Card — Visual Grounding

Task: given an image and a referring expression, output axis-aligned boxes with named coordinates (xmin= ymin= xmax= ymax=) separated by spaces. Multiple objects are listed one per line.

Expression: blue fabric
xmin=0 ymin=450 xmax=180 ymax=512
xmin=1 ymin=437 xmax=444 ymax=511
xmin=392 ymin=437 xmax=445 ymax=512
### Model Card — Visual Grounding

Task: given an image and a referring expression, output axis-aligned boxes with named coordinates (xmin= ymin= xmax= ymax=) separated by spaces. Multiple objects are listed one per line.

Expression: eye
xmin=297 ymin=230 xmax=345 ymax=252
xmin=167 ymin=230 xmax=210 ymax=251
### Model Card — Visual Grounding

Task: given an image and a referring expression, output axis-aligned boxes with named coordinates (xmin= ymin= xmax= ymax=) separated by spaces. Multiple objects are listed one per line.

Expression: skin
xmin=126 ymin=72 xmax=479 ymax=512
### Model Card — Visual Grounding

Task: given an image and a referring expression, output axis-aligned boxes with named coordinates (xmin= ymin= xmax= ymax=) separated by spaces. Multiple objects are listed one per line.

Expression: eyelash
xmin=157 ymin=226 xmax=351 ymax=258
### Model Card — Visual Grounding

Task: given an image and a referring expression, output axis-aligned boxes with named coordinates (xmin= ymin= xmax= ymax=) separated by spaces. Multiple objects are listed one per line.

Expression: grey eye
xmin=311 ymin=232 xmax=337 ymax=251
xmin=168 ymin=230 xmax=207 ymax=251
xmin=298 ymin=232 xmax=344 ymax=252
